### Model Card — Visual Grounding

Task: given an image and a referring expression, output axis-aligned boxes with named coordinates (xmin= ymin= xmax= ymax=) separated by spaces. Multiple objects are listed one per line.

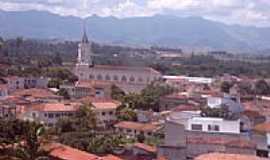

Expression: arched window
xmin=121 ymin=76 xmax=127 ymax=82
xmin=129 ymin=76 xmax=135 ymax=82
xmin=97 ymin=74 xmax=103 ymax=80
xmin=89 ymin=74 xmax=95 ymax=80
xmin=113 ymin=75 xmax=118 ymax=81
xmin=105 ymin=75 xmax=111 ymax=81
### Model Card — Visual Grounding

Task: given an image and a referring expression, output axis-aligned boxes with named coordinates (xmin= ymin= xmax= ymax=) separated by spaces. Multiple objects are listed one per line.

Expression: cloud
xmin=0 ymin=0 xmax=270 ymax=27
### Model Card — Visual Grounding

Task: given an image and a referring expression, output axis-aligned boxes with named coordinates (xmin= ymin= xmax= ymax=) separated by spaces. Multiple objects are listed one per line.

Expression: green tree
xmin=137 ymin=133 xmax=145 ymax=143
xmin=52 ymin=52 xmax=63 ymax=66
xmin=221 ymin=81 xmax=233 ymax=93
xmin=111 ymin=85 xmax=125 ymax=100
xmin=57 ymin=88 xmax=70 ymax=99
xmin=47 ymin=78 xmax=62 ymax=89
xmin=255 ymin=79 xmax=270 ymax=95
xmin=14 ymin=122 xmax=49 ymax=160
xmin=116 ymin=106 xmax=137 ymax=121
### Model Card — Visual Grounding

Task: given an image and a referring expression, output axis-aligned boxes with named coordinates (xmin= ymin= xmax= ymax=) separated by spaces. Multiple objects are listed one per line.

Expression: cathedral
xmin=74 ymin=28 xmax=161 ymax=93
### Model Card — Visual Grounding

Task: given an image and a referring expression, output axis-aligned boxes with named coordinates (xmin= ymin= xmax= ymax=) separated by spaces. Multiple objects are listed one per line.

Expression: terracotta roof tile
xmin=172 ymin=104 xmax=199 ymax=112
xmin=133 ymin=143 xmax=157 ymax=153
xmin=46 ymin=143 xmax=99 ymax=160
xmin=11 ymin=88 xmax=60 ymax=99
xmin=29 ymin=102 xmax=80 ymax=112
xmin=115 ymin=121 xmax=160 ymax=132
xmin=254 ymin=122 xmax=270 ymax=133
xmin=93 ymin=65 xmax=160 ymax=75
xmin=92 ymin=101 xmax=121 ymax=110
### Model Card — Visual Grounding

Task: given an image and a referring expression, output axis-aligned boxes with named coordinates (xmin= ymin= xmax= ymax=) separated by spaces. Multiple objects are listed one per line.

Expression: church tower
xmin=77 ymin=22 xmax=94 ymax=67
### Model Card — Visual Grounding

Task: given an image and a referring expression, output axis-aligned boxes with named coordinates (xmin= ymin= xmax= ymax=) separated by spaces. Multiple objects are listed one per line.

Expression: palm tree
xmin=14 ymin=122 xmax=49 ymax=160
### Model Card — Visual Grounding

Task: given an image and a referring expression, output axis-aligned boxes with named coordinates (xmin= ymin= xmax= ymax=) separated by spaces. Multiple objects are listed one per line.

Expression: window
xmin=102 ymin=112 xmax=106 ymax=116
xmin=113 ymin=75 xmax=118 ymax=81
xmin=105 ymin=75 xmax=111 ymax=81
xmin=129 ymin=76 xmax=135 ymax=82
xmin=48 ymin=113 xmax=54 ymax=118
xmin=147 ymin=132 xmax=152 ymax=136
xmin=109 ymin=111 xmax=113 ymax=115
xmin=89 ymin=74 xmax=95 ymax=79
xmin=191 ymin=124 xmax=203 ymax=131
xmin=121 ymin=76 xmax=127 ymax=82
xmin=208 ymin=124 xmax=220 ymax=131
xmin=32 ymin=112 xmax=36 ymax=118
xmin=97 ymin=75 xmax=103 ymax=80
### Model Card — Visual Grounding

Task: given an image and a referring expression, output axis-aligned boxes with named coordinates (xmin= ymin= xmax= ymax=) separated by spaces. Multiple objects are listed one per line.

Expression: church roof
xmin=93 ymin=65 xmax=161 ymax=75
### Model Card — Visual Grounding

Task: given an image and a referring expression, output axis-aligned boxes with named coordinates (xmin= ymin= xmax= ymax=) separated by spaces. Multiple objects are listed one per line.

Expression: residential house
xmin=10 ymin=88 xmax=62 ymax=103
xmin=158 ymin=110 xmax=255 ymax=160
xmin=91 ymin=100 xmax=121 ymax=127
xmin=60 ymin=80 xmax=112 ymax=99
xmin=114 ymin=121 xmax=161 ymax=139
xmin=4 ymin=76 xmax=24 ymax=93
xmin=20 ymin=102 xmax=80 ymax=127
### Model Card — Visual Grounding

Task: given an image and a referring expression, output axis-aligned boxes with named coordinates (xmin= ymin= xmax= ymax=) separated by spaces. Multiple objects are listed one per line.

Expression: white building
xmin=4 ymin=76 xmax=49 ymax=93
xmin=92 ymin=100 xmax=120 ymax=127
xmin=168 ymin=111 xmax=241 ymax=134
xmin=207 ymin=94 xmax=243 ymax=113
xmin=163 ymin=76 xmax=214 ymax=85
xmin=21 ymin=102 xmax=80 ymax=127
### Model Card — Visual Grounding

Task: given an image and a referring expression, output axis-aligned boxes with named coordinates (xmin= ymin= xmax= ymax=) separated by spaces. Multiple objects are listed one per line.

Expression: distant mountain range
xmin=1 ymin=10 xmax=270 ymax=53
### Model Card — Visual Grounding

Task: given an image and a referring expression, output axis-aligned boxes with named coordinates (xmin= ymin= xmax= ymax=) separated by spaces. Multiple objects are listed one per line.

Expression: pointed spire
xmin=82 ymin=19 xmax=89 ymax=43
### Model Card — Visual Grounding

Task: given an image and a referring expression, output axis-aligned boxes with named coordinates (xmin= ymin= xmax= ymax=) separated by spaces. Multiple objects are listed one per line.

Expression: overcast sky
xmin=1 ymin=0 xmax=270 ymax=27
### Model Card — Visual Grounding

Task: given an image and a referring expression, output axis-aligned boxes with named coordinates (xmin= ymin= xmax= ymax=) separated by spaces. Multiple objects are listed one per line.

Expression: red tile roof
xmin=29 ymin=102 xmax=80 ymax=112
xmin=45 ymin=143 xmax=123 ymax=160
xmin=172 ymin=104 xmax=199 ymax=112
xmin=164 ymin=93 xmax=187 ymax=99
xmin=93 ymin=65 xmax=161 ymax=75
xmin=195 ymin=153 xmax=266 ymax=160
xmin=92 ymin=101 xmax=121 ymax=110
xmin=254 ymin=122 xmax=270 ymax=133
xmin=46 ymin=143 xmax=99 ymax=160
xmin=11 ymin=88 xmax=60 ymax=99
xmin=115 ymin=121 xmax=160 ymax=132
xmin=133 ymin=143 xmax=157 ymax=153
